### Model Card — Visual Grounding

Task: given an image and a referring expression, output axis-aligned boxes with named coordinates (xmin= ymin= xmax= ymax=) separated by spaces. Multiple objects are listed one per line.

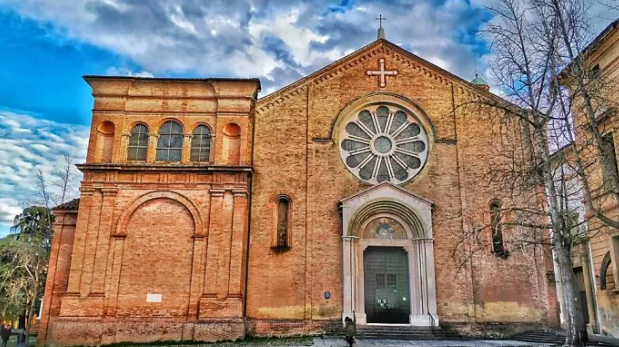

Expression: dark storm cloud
xmin=0 ymin=0 xmax=492 ymax=91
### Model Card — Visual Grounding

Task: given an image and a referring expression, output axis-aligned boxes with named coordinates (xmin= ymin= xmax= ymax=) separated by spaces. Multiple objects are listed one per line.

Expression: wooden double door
xmin=364 ymin=247 xmax=411 ymax=324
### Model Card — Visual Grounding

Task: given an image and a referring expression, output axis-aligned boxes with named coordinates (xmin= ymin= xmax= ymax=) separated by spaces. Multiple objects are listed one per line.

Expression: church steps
xmin=329 ymin=325 xmax=463 ymax=340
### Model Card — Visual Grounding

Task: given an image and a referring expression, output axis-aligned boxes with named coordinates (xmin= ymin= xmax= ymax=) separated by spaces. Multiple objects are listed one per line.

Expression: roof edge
xmin=258 ymin=38 xmax=519 ymax=110
xmin=83 ymin=75 xmax=261 ymax=91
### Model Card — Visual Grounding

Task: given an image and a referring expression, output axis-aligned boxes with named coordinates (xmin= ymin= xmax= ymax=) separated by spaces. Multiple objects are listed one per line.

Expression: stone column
xmin=342 ymin=235 xmax=358 ymax=322
xmin=424 ymin=239 xmax=439 ymax=326
xmin=405 ymin=243 xmax=421 ymax=322
xmin=355 ymin=243 xmax=368 ymax=325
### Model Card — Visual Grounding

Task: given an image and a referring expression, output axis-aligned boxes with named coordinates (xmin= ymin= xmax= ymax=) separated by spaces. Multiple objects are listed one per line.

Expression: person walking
xmin=1 ymin=323 xmax=12 ymax=347
xmin=344 ymin=315 xmax=356 ymax=347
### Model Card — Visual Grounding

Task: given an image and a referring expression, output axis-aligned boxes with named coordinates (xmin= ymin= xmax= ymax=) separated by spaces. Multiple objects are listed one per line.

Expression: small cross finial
xmin=376 ymin=15 xmax=386 ymax=28
xmin=376 ymin=15 xmax=386 ymax=39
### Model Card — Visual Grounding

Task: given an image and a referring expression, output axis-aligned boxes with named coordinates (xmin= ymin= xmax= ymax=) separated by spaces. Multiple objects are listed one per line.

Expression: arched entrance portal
xmin=341 ymin=182 xmax=438 ymax=326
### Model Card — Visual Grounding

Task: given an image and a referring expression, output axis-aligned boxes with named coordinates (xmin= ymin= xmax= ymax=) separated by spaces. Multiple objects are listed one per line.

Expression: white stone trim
xmin=341 ymin=183 xmax=438 ymax=327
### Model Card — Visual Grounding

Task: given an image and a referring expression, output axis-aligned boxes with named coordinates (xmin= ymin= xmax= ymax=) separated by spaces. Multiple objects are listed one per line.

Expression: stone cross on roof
xmin=376 ymin=14 xmax=386 ymax=39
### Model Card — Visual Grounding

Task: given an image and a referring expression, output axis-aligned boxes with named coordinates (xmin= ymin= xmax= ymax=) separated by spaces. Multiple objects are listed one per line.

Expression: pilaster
xmin=147 ymin=134 xmax=158 ymax=163
xmin=80 ymin=188 xmax=104 ymax=297
xmin=65 ymin=187 xmax=95 ymax=295
xmin=228 ymin=189 xmax=248 ymax=296
xmin=90 ymin=188 xmax=118 ymax=295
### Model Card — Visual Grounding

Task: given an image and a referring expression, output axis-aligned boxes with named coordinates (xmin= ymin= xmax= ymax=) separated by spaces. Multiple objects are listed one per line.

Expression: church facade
xmin=38 ymin=38 xmax=560 ymax=346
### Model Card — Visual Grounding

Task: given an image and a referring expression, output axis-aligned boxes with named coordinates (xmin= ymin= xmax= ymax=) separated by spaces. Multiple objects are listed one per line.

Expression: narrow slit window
xmin=490 ymin=200 xmax=508 ymax=259
xmin=276 ymin=197 xmax=290 ymax=249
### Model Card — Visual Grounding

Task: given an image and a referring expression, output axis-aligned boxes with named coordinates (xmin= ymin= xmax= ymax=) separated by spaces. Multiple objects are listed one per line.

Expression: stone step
xmin=509 ymin=330 xmax=567 ymax=345
xmin=329 ymin=325 xmax=462 ymax=340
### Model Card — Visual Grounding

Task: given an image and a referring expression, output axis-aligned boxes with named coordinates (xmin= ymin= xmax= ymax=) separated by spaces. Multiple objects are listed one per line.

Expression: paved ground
xmin=312 ymin=337 xmax=550 ymax=347
xmin=0 ymin=335 xmax=553 ymax=347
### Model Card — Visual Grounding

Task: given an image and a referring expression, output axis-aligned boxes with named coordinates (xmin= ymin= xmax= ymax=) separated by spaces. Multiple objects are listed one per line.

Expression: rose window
xmin=339 ymin=104 xmax=429 ymax=185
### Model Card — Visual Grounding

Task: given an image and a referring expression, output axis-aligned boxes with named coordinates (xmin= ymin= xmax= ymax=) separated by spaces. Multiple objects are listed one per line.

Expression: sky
xmin=0 ymin=0 xmax=617 ymax=235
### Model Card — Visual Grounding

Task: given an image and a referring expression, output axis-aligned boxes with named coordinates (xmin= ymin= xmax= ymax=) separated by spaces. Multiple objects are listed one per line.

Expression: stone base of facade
xmin=41 ymin=317 xmax=559 ymax=346
xmin=43 ymin=318 xmax=246 ymax=346
xmin=248 ymin=319 xmax=340 ymax=337
xmin=441 ymin=321 xmax=558 ymax=339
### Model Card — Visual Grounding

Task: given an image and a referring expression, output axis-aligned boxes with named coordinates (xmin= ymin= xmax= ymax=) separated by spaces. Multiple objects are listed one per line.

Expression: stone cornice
xmin=76 ymin=163 xmax=253 ymax=174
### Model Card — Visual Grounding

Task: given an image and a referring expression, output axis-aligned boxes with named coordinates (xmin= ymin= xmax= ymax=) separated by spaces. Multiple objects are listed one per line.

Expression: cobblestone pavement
xmin=312 ymin=337 xmax=551 ymax=347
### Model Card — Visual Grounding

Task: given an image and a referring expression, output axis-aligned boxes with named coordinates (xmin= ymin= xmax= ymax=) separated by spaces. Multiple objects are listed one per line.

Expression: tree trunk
xmin=23 ymin=294 xmax=38 ymax=347
xmin=531 ymin=122 xmax=585 ymax=346
xmin=17 ymin=314 xmax=25 ymax=330
xmin=555 ymin=238 xmax=586 ymax=346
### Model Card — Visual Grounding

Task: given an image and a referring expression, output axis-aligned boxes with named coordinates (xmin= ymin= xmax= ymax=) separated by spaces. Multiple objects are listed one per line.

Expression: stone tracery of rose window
xmin=339 ymin=104 xmax=429 ymax=185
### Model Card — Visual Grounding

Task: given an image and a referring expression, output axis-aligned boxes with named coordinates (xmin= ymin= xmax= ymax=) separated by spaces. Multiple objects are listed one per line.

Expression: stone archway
xmin=341 ymin=182 xmax=438 ymax=326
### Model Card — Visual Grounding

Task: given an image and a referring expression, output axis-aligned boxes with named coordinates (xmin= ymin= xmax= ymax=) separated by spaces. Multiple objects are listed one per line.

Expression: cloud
xmin=0 ymin=0 xmax=494 ymax=93
xmin=0 ymin=109 xmax=89 ymax=235
xmin=106 ymin=66 xmax=154 ymax=77
xmin=0 ymin=198 xmax=20 ymax=225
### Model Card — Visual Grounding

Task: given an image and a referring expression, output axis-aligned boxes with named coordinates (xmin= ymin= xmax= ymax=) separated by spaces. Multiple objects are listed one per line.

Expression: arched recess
xmin=115 ymin=197 xmax=195 ymax=317
xmin=115 ymin=191 xmax=204 ymax=236
xmin=95 ymin=121 xmax=115 ymax=163
xmin=340 ymin=183 xmax=437 ymax=327
xmin=222 ymin=123 xmax=241 ymax=165
xmin=349 ymin=200 xmax=429 ymax=239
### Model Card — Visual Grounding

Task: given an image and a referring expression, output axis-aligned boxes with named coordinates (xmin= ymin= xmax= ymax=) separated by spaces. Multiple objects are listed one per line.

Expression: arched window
xmin=490 ymin=200 xmax=508 ymax=259
xmin=601 ymin=252 xmax=612 ymax=290
xmin=156 ymin=121 xmax=183 ymax=161
xmin=190 ymin=125 xmax=211 ymax=162
xmin=96 ymin=121 xmax=115 ymax=163
xmin=276 ymin=196 xmax=291 ymax=249
xmin=127 ymin=124 xmax=149 ymax=161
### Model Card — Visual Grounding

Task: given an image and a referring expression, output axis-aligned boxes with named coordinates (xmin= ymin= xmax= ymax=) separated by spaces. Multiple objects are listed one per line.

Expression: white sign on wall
xmin=146 ymin=293 xmax=162 ymax=303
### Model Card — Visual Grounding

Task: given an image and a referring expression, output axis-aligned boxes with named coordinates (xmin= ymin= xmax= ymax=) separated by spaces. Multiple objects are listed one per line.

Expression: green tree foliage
xmin=0 ymin=206 xmax=53 ymax=341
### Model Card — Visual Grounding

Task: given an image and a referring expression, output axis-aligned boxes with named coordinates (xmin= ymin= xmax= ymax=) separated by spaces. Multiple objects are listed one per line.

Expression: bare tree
xmin=452 ymin=0 xmax=619 ymax=345
xmin=53 ymin=154 xmax=75 ymax=205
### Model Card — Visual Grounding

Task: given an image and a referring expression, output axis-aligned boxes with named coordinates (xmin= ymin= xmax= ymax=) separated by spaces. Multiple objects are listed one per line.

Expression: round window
xmin=339 ymin=104 xmax=429 ymax=185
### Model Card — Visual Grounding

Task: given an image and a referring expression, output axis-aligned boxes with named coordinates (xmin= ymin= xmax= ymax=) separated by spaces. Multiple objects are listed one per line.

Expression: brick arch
xmin=154 ymin=118 xmax=185 ymax=133
xmin=129 ymin=121 xmax=150 ymax=132
xmin=115 ymin=191 xmax=203 ymax=236
xmin=349 ymin=199 xmax=427 ymax=239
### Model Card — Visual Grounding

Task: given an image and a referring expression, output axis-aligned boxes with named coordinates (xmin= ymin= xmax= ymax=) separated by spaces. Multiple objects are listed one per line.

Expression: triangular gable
xmin=340 ymin=181 xmax=434 ymax=207
xmin=257 ymin=38 xmax=505 ymax=113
